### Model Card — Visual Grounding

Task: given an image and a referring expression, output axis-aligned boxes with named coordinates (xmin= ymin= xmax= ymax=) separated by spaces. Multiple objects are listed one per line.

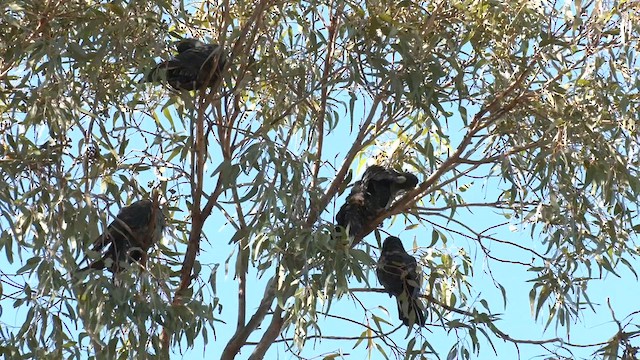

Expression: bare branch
xmin=220 ymin=277 xmax=277 ymax=360
xmin=248 ymin=306 xmax=284 ymax=360
xmin=306 ymin=93 xmax=384 ymax=226
xmin=311 ymin=2 xmax=343 ymax=189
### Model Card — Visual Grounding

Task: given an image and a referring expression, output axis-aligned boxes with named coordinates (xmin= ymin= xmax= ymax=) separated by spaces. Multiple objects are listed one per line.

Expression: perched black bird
xmin=336 ymin=165 xmax=419 ymax=238
xmin=363 ymin=165 xmax=419 ymax=209
xmin=376 ymin=236 xmax=426 ymax=327
xmin=77 ymin=199 xmax=165 ymax=273
xmin=335 ymin=180 xmax=375 ymax=238
xmin=143 ymin=38 xmax=226 ymax=91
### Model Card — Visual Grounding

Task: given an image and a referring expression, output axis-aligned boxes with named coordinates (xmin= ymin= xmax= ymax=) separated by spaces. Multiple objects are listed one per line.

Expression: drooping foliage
xmin=1 ymin=0 xmax=639 ymax=359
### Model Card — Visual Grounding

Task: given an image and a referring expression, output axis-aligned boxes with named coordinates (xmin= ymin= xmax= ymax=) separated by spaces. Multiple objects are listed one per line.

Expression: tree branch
xmin=311 ymin=1 xmax=343 ymax=189
xmin=248 ymin=305 xmax=284 ymax=359
xmin=220 ymin=277 xmax=277 ymax=360
xmin=306 ymin=93 xmax=383 ymax=226
xmin=350 ymin=56 xmax=543 ymax=246
xmin=352 ymin=287 xmax=564 ymax=346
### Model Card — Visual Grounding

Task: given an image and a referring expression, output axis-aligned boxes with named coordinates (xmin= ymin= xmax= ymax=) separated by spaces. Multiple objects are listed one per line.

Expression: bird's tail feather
xmin=140 ymin=61 xmax=177 ymax=84
xmin=397 ymin=297 xmax=426 ymax=327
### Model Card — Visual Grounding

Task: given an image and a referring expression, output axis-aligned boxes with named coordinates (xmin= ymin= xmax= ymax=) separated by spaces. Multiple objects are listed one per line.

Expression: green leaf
xmin=16 ymin=256 xmax=41 ymax=275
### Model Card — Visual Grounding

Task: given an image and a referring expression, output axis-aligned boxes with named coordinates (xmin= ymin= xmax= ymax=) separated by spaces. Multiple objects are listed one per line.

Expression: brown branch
xmin=161 ymin=0 xmax=274 ymax=353
xmin=306 ymin=93 xmax=383 ymax=226
xmin=228 ymin=0 xmax=270 ymax=64
xmin=247 ymin=331 xmax=392 ymax=344
xmin=456 ymin=139 xmax=546 ymax=165
xmin=417 ymin=200 xmax=538 ymax=212
xmin=160 ymin=89 xmax=212 ymax=351
xmin=418 ymin=213 xmax=544 ymax=265
xmin=349 ymin=54 xmax=544 ymax=247
xmin=248 ymin=306 xmax=284 ymax=359
xmin=350 ymin=287 xmax=482 ymax=319
xmin=229 ymin=182 xmax=249 ymax=330
xmin=237 ymin=252 xmax=247 ymax=332
xmin=242 ymin=309 xmax=402 ymax=354
xmin=352 ymin=288 xmax=563 ymax=346
xmin=176 ymin=92 xmax=209 ymax=291
xmin=311 ymin=1 xmax=343 ymax=188
xmin=220 ymin=277 xmax=277 ymax=360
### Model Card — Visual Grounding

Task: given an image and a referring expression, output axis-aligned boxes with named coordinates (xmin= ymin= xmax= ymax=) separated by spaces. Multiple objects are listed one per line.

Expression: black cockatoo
xmin=376 ymin=236 xmax=426 ymax=327
xmin=363 ymin=165 xmax=419 ymax=209
xmin=143 ymin=38 xmax=226 ymax=91
xmin=336 ymin=165 xmax=419 ymax=238
xmin=77 ymin=199 xmax=165 ymax=273
xmin=335 ymin=179 xmax=374 ymax=239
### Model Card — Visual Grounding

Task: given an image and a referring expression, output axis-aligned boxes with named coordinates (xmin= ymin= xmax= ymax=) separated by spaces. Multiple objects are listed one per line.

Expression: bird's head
xmin=382 ymin=236 xmax=405 ymax=252
xmin=396 ymin=173 xmax=419 ymax=188
xmin=175 ymin=38 xmax=204 ymax=53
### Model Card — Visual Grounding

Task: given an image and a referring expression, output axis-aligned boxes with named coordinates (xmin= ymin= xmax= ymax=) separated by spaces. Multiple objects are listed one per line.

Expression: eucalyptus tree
xmin=1 ymin=0 xmax=639 ymax=359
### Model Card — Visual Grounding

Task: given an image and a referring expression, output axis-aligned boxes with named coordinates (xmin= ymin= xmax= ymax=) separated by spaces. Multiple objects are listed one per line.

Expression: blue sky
xmin=2 ymin=77 xmax=637 ymax=360
xmin=2 ymin=2 xmax=639 ymax=358
xmin=164 ymin=94 xmax=638 ymax=359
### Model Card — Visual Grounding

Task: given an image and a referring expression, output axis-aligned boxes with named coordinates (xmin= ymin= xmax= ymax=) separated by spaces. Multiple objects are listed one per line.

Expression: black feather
xmin=336 ymin=166 xmax=419 ymax=239
xmin=335 ymin=181 xmax=374 ymax=238
xmin=143 ymin=39 xmax=226 ymax=91
xmin=376 ymin=236 xmax=426 ymax=327
xmin=77 ymin=199 xmax=165 ymax=273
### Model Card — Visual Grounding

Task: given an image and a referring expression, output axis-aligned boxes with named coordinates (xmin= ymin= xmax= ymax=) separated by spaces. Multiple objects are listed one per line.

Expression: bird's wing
xmin=77 ymin=200 xmax=163 ymax=273
xmin=85 ymin=203 xmax=141 ymax=252
xmin=401 ymin=253 xmax=421 ymax=295
xmin=145 ymin=59 xmax=190 ymax=83
xmin=83 ymin=200 xmax=148 ymax=257
xmin=162 ymin=59 xmax=200 ymax=78
xmin=384 ymin=250 xmax=421 ymax=291
xmin=193 ymin=45 xmax=226 ymax=84
xmin=397 ymin=254 xmax=426 ymax=327
xmin=363 ymin=166 xmax=398 ymax=183
xmin=114 ymin=200 xmax=164 ymax=250
xmin=362 ymin=166 xmax=401 ymax=208
xmin=377 ymin=251 xmax=410 ymax=296
xmin=176 ymin=47 xmax=218 ymax=72
xmin=336 ymin=200 xmax=368 ymax=238
xmin=115 ymin=200 xmax=153 ymax=230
